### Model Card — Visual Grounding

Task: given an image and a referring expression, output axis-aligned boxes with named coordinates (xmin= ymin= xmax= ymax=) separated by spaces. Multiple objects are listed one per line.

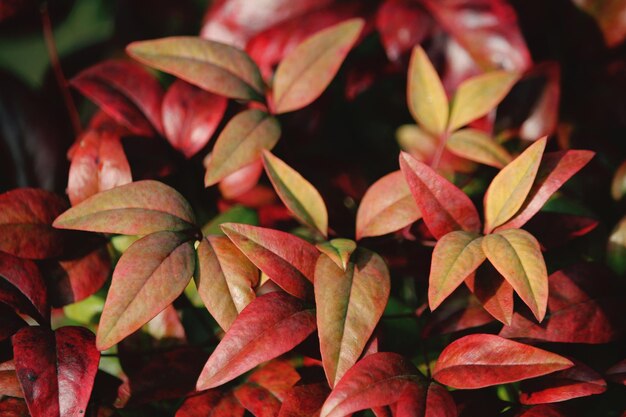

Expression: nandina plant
xmin=0 ymin=0 xmax=625 ymax=416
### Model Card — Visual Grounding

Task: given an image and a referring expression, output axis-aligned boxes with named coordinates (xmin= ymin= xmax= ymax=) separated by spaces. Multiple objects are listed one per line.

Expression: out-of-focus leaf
xmin=71 ymin=60 xmax=163 ymax=136
xmin=482 ymin=229 xmax=548 ymax=322
xmin=202 ymin=205 xmax=259 ymax=236
xmin=407 ymin=46 xmax=449 ymax=136
xmin=263 ymin=151 xmax=328 ymax=236
xmin=272 ymin=18 xmax=364 ymax=114
xmin=429 ymin=231 xmax=485 ymax=311
xmin=446 ymin=129 xmax=512 ymax=168
xmin=315 ymin=238 xmax=356 ymax=271
xmin=425 ymin=382 xmax=457 ymax=417
xmin=433 ymin=334 xmax=573 ymax=389
xmin=0 ymin=188 xmax=68 ymax=259
xmin=483 ymin=138 xmax=546 ymax=233
xmin=572 ymin=0 xmax=626 ymax=47
xmin=315 ymin=248 xmax=390 ymax=386
xmin=279 ymin=382 xmax=330 ymax=417
xmin=195 ymin=236 xmax=259 ymax=331
xmin=196 ymin=291 xmax=316 ymax=390
xmin=0 ymin=397 xmax=28 ymax=417
xmin=608 ymin=216 xmax=626 ymax=275
xmin=218 ymin=159 xmax=265 ymax=200
xmin=53 ymin=180 xmax=197 ymax=235
xmin=234 ymin=383 xmax=281 ymax=417
xmin=605 ymin=359 xmax=626 ymax=385
xmin=525 ymin=212 xmax=598 ymax=250
xmin=518 ymin=63 xmax=561 ymax=141
xmin=448 ymin=71 xmax=518 ymax=132
xmin=376 ymin=0 xmax=431 ymax=62
xmin=611 ymin=160 xmax=626 ymax=200
xmin=176 ymin=390 xmax=245 ymax=417
xmin=205 ymin=110 xmax=281 ymax=186
xmin=465 ymin=264 xmax=514 ymax=325
xmin=355 ymin=170 xmax=421 ymax=240
xmin=96 ymin=231 xmax=195 ymax=350
xmin=513 ymin=404 xmax=569 ymax=417
xmin=320 ymin=352 xmax=426 ymax=417
xmin=0 ymin=304 xmax=25 ymax=342
xmin=0 ymin=251 xmax=48 ymax=323
xmin=221 ymin=223 xmax=318 ymax=299
xmin=0 ymin=360 xmax=23 ymax=398
xmin=67 ymin=129 xmax=132 ymax=206
xmin=12 ymin=326 xmax=99 ymax=417
xmin=162 ymin=80 xmax=228 ymax=158
xmin=127 ymin=37 xmax=265 ymax=101
xmin=520 ymin=360 xmax=606 ymax=404
xmin=145 ymin=305 xmax=186 ymax=342
xmin=497 ymin=150 xmax=594 ymax=231
xmin=399 ymin=152 xmax=481 ymax=239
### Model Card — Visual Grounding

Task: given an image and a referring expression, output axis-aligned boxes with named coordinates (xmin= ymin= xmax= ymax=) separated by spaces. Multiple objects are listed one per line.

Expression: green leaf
xmin=448 ymin=71 xmax=518 ymax=132
xmin=201 ymin=205 xmax=258 ymax=236
xmin=429 ymin=231 xmax=485 ymax=311
xmin=316 ymin=239 xmax=357 ymax=271
xmin=446 ymin=128 xmax=512 ymax=168
xmin=262 ymin=151 xmax=328 ymax=236
xmin=272 ymin=18 xmax=364 ymax=114
xmin=126 ymin=36 xmax=265 ymax=101
xmin=482 ymin=229 xmax=548 ymax=322
xmin=407 ymin=46 xmax=449 ymax=136
xmin=483 ymin=138 xmax=547 ymax=233
xmin=205 ymin=110 xmax=281 ymax=187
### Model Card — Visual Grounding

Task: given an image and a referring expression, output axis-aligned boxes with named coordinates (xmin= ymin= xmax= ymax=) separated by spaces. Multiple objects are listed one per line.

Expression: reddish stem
xmin=430 ymin=131 xmax=449 ymax=171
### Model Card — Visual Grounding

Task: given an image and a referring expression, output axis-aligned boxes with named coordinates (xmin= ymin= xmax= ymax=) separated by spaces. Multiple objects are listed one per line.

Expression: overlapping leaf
xmin=279 ymin=383 xmax=330 ymax=417
xmin=446 ymin=129 xmax=512 ymax=168
xmin=316 ymin=238 xmax=356 ymax=271
xmin=176 ymin=391 xmax=244 ymax=417
xmin=465 ymin=265 xmax=514 ymax=325
xmin=0 ymin=251 xmax=48 ymax=323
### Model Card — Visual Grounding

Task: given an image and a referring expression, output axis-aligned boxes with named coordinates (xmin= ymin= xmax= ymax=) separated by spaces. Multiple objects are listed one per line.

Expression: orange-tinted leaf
xmin=355 ymin=170 xmax=421 ymax=240
xmin=483 ymin=138 xmax=546 ymax=233
xmin=195 ymin=236 xmax=259 ymax=331
xmin=573 ymin=0 xmax=626 ymax=47
xmin=429 ymin=231 xmax=485 ymax=311
xmin=53 ymin=180 xmax=196 ymax=235
xmin=272 ymin=18 xmax=364 ymax=114
xmin=96 ymin=231 xmax=195 ymax=350
xmin=221 ymin=223 xmax=317 ymax=299
xmin=0 ymin=360 xmax=22 ymax=398
xmin=446 ymin=129 xmax=512 ymax=168
xmin=127 ymin=37 xmax=265 ymax=100
xmin=482 ymin=229 xmax=548 ymax=321
xmin=67 ymin=129 xmax=132 ymax=206
xmin=320 ymin=352 xmax=426 ymax=417
xmin=497 ymin=150 xmax=594 ymax=231
xmin=433 ymin=334 xmax=573 ymax=389
xmin=315 ymin=248 xmax=390 ymax=386
xmin=162 ymin=80 xmax=228 ymax=158
xmin=448 ymin=71 xmax=518 ymax=132
xmin=176 ymin=391 xmax=245 ymax=417
xmin=70 ymin=60 xmax=163 ymax=136
xmin=399 ymin=152 xmax=481 ymax=239
xmin=278 ymin=383 xmax=330 ymax=417
xmin=465 ymin=264 xmax=514 ymax=325
xmin=262 ymin=151 xmax=328 ymax=236
xmin=407 ymin=46 xmax=449 ymax=136
xmin=205 ymin=110 xmax=281 ymax=186
xmin=196 ymin=291 xmax=316 ymax=390
xmin=315 ymin=238 xmax=356 ymax=271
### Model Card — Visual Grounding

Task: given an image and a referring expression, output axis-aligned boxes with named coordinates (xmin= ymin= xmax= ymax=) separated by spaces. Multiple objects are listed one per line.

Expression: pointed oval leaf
xmin=496 ymin=150 xmax=594 ymax=231
xmin=315 ymin=248 xmax=390 ymax=386
xmin=273 ymin=18 xmax=364 ymax=114
xmin=465 ymin=264 xmax=514 ymax=325
xmin=356 ymin=170 xmax=421 ymax=240
xmin=316 ymin=238 xmax=357 ymax=271
xmin=221 ymin=223 xmax=318 ymax=299
xmin=407 ymin=46 xmax=449 ymax=136
xmin=262 ymin=151 xmax=328 ymax=236
xmin=482 ymin=229 xmax=548 ymax=322
xmin=53 ymin=180 xmax=196 ymax=235
xmin=196 ymin=291 xmax=317 ymax=390
xmin=162 ymin=80 xmax=228 ymax=158
xmin=0 ymin=251 xmax=48 ymax=323
xmin=320 ymin=352 xmax=426 ymax=417
xmin=127 ymin=37 xmax=265 ymax=100
xmin=448 ymin=71 xmax=518 ymax=132
xmin=96 ymin=231 xmax=195 ymax=350
xmin=176 ymin=391 xmax=245 ymax=417
xmin=399 ymin=152 xmax=481 ymax=239
xmin=425 ymin=383 xmax=457 ymax=417
xmin=279 ymin=383 xmax=330 ymax=417
xmin=205 ymin=110 xmax=281 ymax=186
xmin=483 ymin=138 xmax=547 ymax=233
xmin=433 ymin=334 xmax=573 ymax=389
xmin=12 ymin=326 xmax=100 ymax=417
xmin=429 ymin=231 xmax=485 ymax=311
xmin=446 ymin=129 xmax=512 ymax=168
xmin=195 ymin=236 xmax=259 ymax=331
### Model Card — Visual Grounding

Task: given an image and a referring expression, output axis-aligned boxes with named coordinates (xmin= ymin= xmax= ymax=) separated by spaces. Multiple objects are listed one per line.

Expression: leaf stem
xmin=430 ymin=132 xmax=449 ymax=171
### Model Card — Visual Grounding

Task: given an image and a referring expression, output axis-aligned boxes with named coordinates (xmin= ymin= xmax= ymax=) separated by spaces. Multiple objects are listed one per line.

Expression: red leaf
xmin=0 ymin=360 xmax=23 ymax=399
xmin=376 ymin=0 xmax=431 ymax=62
xmin=0 ymin=251 xmax=48 ymax=323
xmin=247 ymin=360 xmax=301 ymax=400
xmin=0 ymin=188 xmax=69 ymax=259
xmin=422 ymin=287 xmax=494 ymax=337
xmin=0 ymin=397 xmax=29 ymax=417
xmin=67 ymin=129 xmax=132 ymax=206
xmin=219 ymin=160 xmax=265 ymax=200
xmin=162 ymin=80 xmax=228 ymax=158
xmin=519 ymin=360 xmax=606 ymax=404
xmin=320 ymin=352 xmax=426 ymax=417
xmin=234 ymin=383 xmax=282 ymax=417
xmin=524 ymin=212 xmax=598 ymax=250
xmin=518 ymin=63 xmax=561 ymax=141
xmin=399 ymin=152 xmax=480 ymax=239
xmin=221 ymin=223 xmax=318 ymax=299
xmin=433 ymin=334 xmax=573 ymax=389
xmin=278 ymin=383 xmax=330 ymax=417
xmin=12 ymin=326 xmax=100 ymax=417
xmin=513 ymin=404 xmax=570 ymax=417
xmin=177 ymin=391 xmax=245 ymax=417
xmin=71 ymin=60 xmax=163 ymax=137
xmin=465 ymin=263 xmax=514 ymax=325
xmin=425 ymin=383 xmax=457 ymax=417
xmin=196 ymin=291 xmax=317 ymax=390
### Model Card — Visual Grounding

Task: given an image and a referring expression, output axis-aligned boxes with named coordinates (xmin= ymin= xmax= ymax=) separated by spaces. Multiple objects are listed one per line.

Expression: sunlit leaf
xmin=446 ymin=129 xmax=512 ymax=168
xmin=315 ymin=238 xmax=356 ymax=271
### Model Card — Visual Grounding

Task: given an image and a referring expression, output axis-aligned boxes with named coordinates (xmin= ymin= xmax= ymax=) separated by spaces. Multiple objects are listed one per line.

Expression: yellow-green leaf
xmin=482 ymin=229 xmax=548 ymax=322
xmin=483 ymin=138 xmax=547 ymax=233
xmin=262 ymin=151 xmax=328 ymax=236
xmin=316 ymin=239 xmax=357 ymax=271
xmin=447 ymin=128 xmax=512 ymax=168
xmin=407 ymin=46 xmax=449 ymax=136
xmin=448 ymin=71 xmax=519 ymax=132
